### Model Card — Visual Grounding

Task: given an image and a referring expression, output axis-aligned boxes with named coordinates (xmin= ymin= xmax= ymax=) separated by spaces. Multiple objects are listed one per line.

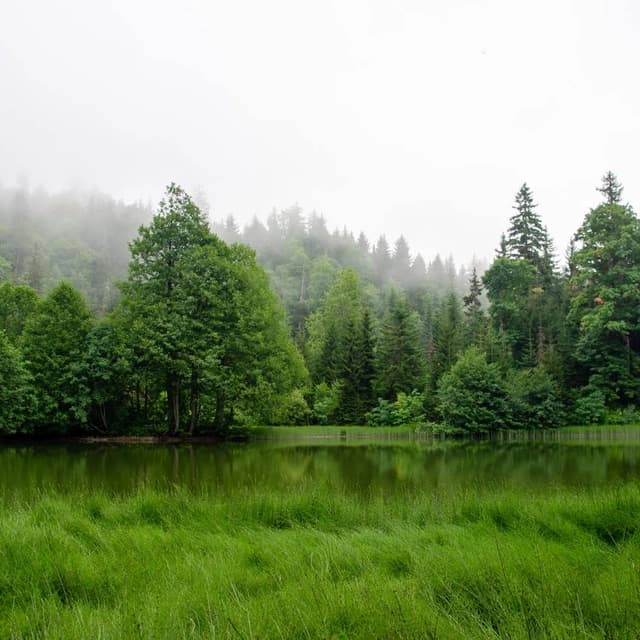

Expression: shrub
xmin=365 ymin=390 xmax=425 ymax=426
xmin=274 ymin=389 xmax=310 ymax=425
xmin=366 ymin=398 xmax=397 ymax=426
xmin=606 ymin=406 xmax=640 ymax=425
xmin=507 ymin=367 xmax=564 ymax=429
xmin=394 ymin=390 xmax=426 ymax=425
xmin=437 ymin=348 xmax=509 ymax=432
xmin=312 ymin=382 xmax=342 ymax=425
xmin=572 ymin=387 xmax=607 ymax=425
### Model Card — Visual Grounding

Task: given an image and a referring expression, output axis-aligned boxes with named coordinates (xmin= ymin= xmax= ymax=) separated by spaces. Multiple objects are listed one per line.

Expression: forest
xmin=1 ymin=172 xmax=639 ymax=436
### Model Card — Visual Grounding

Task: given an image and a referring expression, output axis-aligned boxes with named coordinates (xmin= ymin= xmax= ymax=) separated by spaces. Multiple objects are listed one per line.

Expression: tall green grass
xmin=1 ymin=485 xmax=640 ymax=638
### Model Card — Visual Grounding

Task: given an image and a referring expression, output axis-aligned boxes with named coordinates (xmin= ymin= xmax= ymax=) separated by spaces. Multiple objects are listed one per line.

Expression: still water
xmin=2 ymin=430 xmax=640 ymax=500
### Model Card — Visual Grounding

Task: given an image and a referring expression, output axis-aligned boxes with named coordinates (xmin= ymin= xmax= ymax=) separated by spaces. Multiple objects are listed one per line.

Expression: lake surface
xmin=2 ymin=429 xmax=640 ymax=500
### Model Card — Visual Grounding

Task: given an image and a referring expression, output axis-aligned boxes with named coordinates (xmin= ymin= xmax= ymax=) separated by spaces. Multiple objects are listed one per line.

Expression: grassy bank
xmin=249 ymin=423 xmax=640 ymax=442
xmin=2 ymin=484 xmax=640 ymax=638
xmin=248 ymin=424 xmax=421 ymax=440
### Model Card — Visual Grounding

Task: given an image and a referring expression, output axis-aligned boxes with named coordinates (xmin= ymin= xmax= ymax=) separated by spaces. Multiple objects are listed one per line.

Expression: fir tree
xmin=462 ymin=267 xmax=485 ymax=348
xmin=375 ymin=292 xmax=426 ymax=399
xmin=506 ymin=183 xmax=546 ymax=264
xmin=497 ymin=233 xmax=508 ymax=257
xmin=391 ymin=235 xmax=411 ymax=285
xmin=597 ymin=171 xmax=623 ymax=205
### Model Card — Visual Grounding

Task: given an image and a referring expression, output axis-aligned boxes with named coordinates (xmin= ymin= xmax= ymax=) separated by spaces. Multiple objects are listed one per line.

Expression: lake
xmin=2 ymin=428 xmax=640 ymax=500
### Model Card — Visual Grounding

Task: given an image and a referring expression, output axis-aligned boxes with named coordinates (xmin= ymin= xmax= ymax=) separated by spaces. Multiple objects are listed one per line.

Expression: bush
xmin=507 ymin=367 xmax=564 ymax=429
xmin=312 ymin=382 xmax=342 ymax=425
xmin=572 ymin=387 xmax=607 ymax=425
xmin=606 ymin=406 xmax=640 ymax=425
xmin=273 ymin=389 xmax=310 ymax=425
xmin=437 ymin=348 xmax=509 ymax=433
xmin=366 ymin=390 xmax=425 ymax=426
xmin=394 ymin=390 xmax=426 ymax=424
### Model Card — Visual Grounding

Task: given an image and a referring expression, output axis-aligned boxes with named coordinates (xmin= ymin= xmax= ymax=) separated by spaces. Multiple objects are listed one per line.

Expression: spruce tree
xmin=462 ymin=267 xmax=485 ymax=348
xmin=375 ymin=292 xmax=427 ymax=399
xmin=597 ymin=171 xmax=623 ymax=205
xmin=506 ymin=183 xmax=546 ymax=265
xmin=434 ymin=292 xmax=464 ymax=379
xmin=391 ymin=235 xmax=411 ymax=285
xmin=569 ymin=177 xmax=640 ymax=403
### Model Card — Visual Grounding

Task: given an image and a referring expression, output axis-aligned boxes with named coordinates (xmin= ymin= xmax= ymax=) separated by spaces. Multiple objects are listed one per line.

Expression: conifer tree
xmin=597 ymin=171 xmax=623 ymax=205
xmin=338 ymin=309 xmax=376 ymax=423
xmin=569 ymin=175 xmax=640 ymax=403
xmin=506 ymin=183 xmax=546 ymax=265
xmin=462 ymin=267 xmax=486 ymax=348
xmin=375 ymin=292 xmax=426 ymax=399
xmin=391 ymin=235 xmax=411 ymax=285
xmin=434 ymin=292 xmax=464 ymax=379
xmin=373 ymin=235 xmax=392 ymax=282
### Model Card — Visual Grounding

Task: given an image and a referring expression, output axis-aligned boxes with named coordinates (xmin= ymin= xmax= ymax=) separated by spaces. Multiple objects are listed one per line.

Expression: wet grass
xmin=1 ymin=484 xmax=640 ymax=638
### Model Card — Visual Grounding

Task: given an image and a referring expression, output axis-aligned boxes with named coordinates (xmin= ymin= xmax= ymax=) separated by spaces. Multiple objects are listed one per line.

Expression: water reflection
xmin=1 ymin=435 xmax=640 ymax=500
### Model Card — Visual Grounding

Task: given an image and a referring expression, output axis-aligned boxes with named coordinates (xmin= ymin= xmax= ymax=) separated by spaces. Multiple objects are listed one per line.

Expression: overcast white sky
xmin=1 ymin=0 xmax=639 ymax=263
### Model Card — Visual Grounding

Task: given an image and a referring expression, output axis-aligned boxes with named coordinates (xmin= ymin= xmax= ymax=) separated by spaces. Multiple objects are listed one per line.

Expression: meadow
xmin=2 ymin=479 xmax=640 ymax=639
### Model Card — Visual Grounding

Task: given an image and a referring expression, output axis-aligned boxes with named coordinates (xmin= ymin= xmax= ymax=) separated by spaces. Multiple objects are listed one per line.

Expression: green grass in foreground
xmin=2 ymin=485 xmax=640 ymax=638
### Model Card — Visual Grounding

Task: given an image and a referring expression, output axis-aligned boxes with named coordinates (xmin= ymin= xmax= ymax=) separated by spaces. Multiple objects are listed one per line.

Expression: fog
xmin=1 ymin=0 xmax=639 ymax=262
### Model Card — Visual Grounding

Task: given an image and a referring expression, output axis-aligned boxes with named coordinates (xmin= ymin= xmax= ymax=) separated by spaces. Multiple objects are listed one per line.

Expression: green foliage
xmin=375 ymin=291 xmax=426 ymax=399
xmin=22 ymin=282 xmax=93 ymax=432
xmin=366 ymin=390 xmax=425 ymax=426
xmin=506 ymin=183 xmax=546 ymax=266
xmin=568 ymin=180 xmax=640 ymax=405
xmin=572 ymin=388 xmax=608 ymax=425
xmin=507 ymin=367 xmax=564 ymax=429
xmin=433 ymin=292 xmax=464 ymax=381
xmin=605 ymin=406 xmax=640 ymax=425
xmin=118 ymin=184 xmax=308 ymax=434
xmin=312 ymin=382 xmax=342 ymax=425
xmin=81 ymin=322 xmax=131 ymax=432
xmin=438 ymin=348 xmax=509 ymax=432
xmin=274 ymin=389 xmax=311 ymax=425
xmin=365 ymin=398 xmax=396 ymax=426
xmin=483 ymin=257 xmax=536 ymax=364
xmin=306 ymin=270 xmax=375 ymax=423
xmin=0 ymin=282 xmax=40 ymax=343
xmin=0 ymin=331 xmax=34 ymax=433
xmin=462 ymin=266 xmax=486 ymax=348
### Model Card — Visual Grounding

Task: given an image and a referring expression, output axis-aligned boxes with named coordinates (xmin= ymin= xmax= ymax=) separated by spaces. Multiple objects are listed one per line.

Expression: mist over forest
xmin=0 ymin=182 xmax=485 ymax=315
xmin=1 ymin=172 xmax=638 ymax=435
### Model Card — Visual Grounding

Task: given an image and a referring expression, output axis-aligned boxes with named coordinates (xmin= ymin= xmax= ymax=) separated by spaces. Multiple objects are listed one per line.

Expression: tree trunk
xmin=214 ymin=392 xmax=225 ymax=434
xmin=189 ymin=370 xmax=199 ymax=436
xmin=99 ymin=403 xmax=108 ymax=432
xmin=167 ymin=373 xmax=180 ymax=435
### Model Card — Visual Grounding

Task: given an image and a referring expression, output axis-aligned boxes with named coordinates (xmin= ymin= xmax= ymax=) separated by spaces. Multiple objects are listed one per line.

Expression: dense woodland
xmin=1 ymin=172 xmax=639 ymax=436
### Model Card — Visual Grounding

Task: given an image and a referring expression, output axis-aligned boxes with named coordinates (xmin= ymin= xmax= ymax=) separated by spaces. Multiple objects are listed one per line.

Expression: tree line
xmin=1 ymin=172 xmax=638 ymax=435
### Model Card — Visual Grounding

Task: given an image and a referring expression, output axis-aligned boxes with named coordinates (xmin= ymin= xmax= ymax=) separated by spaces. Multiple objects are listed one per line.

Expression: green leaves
xmin=22 ymin=282 xmax=93 ymax=432
xmin=0 ymin=331 xmax=34 ymax=434
xmin=117 ymin=184 xmax=307 ymax=433
xmin=569 ymin=192 xmax=640 ymax=404
xmin=438 ymin=348 xmax=509 ymax=433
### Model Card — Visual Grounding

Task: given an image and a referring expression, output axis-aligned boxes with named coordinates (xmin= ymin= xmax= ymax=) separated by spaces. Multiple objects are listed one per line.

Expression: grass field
xmin=2 ymin=483 xmax=640 ymax=638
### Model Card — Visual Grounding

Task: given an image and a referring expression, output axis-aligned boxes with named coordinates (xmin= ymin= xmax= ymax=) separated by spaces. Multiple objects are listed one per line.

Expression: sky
xmin=1 ymin=0 xmax=639 ymax=264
